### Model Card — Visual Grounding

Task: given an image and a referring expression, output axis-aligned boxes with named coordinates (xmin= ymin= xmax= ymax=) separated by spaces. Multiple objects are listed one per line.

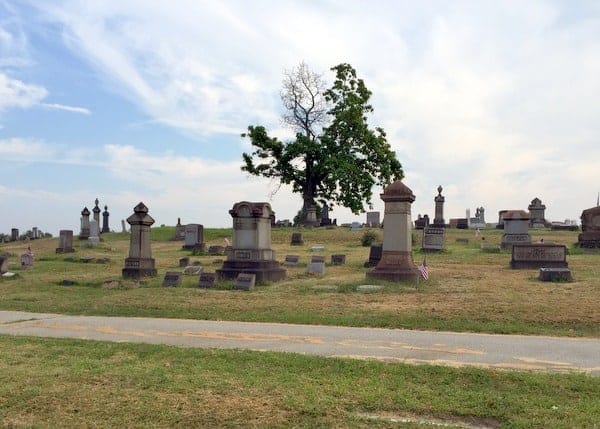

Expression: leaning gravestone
xmin=56 ymin=230 xmax=75 ymax=253
xmin=501 ymin=210 xmax=531 ymax=249
xmin=510 ymin=243 xmax=568 ymax=269
xmin=162 ymin=271 xmax=182 ymax=287
xmin=182 ymin=224 xmax=205 ymax=251
xmin=122 ymin=202 xmax=157 ymax=278
xmin=421 ymin=226 xmax=445 ymax=252
xmin=234 ymin=273 xmax=256 ymax=290
xmin=198 ymin=272 xmax=216 ymax=288
xmin=367 ymin=180 xmax=419 ymax=281
xmin=79 ymin=207 xmax=91 ymax=240
xmin=121 ymin=219 xmax=128 ymax=233
xmin=216 ymin=201 xmax=286 ymax=283
xmin=577 ymin=206 xmax=600 ymax=248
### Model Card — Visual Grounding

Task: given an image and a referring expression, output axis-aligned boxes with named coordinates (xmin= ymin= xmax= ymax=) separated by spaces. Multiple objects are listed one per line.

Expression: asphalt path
xmin=1 ymin=310 xmax=599 ymax=375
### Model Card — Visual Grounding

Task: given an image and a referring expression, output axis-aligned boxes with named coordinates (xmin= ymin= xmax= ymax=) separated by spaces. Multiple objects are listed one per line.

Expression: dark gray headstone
xmin=162 ymin=271 xmax=182 ymax=287
xmin=198 ymin=272 xmax=216 ymax=288
xmin=364 ymin=244 xmax=382 ymax=267
xmin=179 ymin=257 xmax=190 ymax=267
xmin=234 ymin=273 xmax=256 ymax=290
xmin=284 ymin=255 xmax=300 ymax=266
xmin=290 ymin=233 xmax=303 ymax=246
xmin=539 ymin=267 xmax=572 ymax=282
xmin=331 ymin=254 xmax=346 ymax=265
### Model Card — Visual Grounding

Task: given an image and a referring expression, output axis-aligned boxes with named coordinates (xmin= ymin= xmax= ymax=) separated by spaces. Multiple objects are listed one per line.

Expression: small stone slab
xmin=310 ymin=245 xmax=325 ymax=252
xmin=208 ymin=245 xmax=225 ymax=255
xmin=307 ymin=262 xmax=325 ymax=275
xmin=481 ymin=244 xmax=501 ymax=252
xmin=162 ymin=271 xmax=182 ymax=287
xmin=61 ymin=279 xmax=76 ymax=286
xmin=183 ymin=265 xmax=202 ymax=275
xmin=198 ymin=272 xmax=216 ymax=288
xmin=179 ymin=257 xmax=190 ymax=267
xmin=311 ymin=285 xmax=337 ymax=292
xmin=331 ymin=254 xmax=346 ymax=265
xmin=284 ymin=255 xmax=300 ymax=266
xmin=234 ymin=273 xmax=256 ymax=290
xmin=311 ymin=255 xmax=325 ymax=264
xmin=357 ymin=284 xmax=385 ymax=293
xmin=539 ymin=268 xmax=572 ymax=282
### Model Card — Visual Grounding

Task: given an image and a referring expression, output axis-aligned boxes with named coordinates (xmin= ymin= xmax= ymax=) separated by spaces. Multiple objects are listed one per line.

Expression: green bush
xmin=361 ymin=229 xmax=379 ymax=246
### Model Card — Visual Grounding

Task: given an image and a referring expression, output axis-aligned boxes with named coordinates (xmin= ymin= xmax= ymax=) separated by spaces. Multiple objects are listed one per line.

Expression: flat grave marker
xmin=234 ymin=273 xmax=256 ymax=291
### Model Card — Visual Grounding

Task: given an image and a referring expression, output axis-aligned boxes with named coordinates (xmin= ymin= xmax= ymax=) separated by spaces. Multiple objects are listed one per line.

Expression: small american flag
xmin=418 ymin=257 xmax=429 ymax=280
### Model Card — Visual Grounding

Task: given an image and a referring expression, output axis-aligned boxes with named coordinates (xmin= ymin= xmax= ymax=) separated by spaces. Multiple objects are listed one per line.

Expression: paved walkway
xmin=1 ymin=311 xmax=599 ymax=375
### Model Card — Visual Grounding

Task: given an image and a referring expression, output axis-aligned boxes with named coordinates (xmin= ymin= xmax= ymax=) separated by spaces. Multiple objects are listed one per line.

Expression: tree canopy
xmin=241 ymin=63 xmax=403 ymax=222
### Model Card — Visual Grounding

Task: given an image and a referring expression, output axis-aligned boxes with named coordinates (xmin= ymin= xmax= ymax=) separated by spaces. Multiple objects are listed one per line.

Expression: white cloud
xmin=41 ymin=103 xmax=91 ymax=115
xmin=0 ymin=72 xmax=47 ymax=111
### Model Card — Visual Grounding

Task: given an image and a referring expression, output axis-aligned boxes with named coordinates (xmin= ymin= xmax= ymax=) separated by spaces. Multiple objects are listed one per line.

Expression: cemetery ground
xmin=1 ymin=227 xmax=599 ymax=427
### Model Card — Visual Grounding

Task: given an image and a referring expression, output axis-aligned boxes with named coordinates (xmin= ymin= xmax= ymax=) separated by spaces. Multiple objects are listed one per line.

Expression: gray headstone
xmin=331 ymin=254 xmax=346 ymax=265
xmin=290 ymin=233 xmax=303 ymax=246
xmin=162 ymin=271 xmax=182 ymax=287
xmin=198 ymin=272 xmax=216 ymax=288
xmin=307 ymin=262 xmax=325 ymax=275
xmin=311 ymin=255 xmax=325 ymax=263
xmin=539 ymin=267 xmax=572 ymax=282
xmin=284 ymin=255 xmax=300 ymax=266
xmin=510 ymin=244 xmax=568 ymax=269
xmin=234 ymin=273 xmax=256 ymax=290
xmin=421 ymin=226 xmax=445 ymax=252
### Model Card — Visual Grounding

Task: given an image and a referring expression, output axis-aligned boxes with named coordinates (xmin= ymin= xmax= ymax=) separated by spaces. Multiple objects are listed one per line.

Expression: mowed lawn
xmin=0 ymin=226 xmax=598 ymax=337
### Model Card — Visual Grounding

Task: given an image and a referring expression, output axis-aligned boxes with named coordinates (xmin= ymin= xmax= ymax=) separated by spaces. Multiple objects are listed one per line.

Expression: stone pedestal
xmin=433 ymin=185 xmax=445 ymax=227
xmin=79 ymin=207 xmax=91 ymax=240
xmin=367 ymin=181 xmax=419 ymax=281
xmin=577 ymin=206 xmax=600 ymax=248
xmin=217 ymin=201 xmax=286 ymax=283
xmin=56 ymin=230 xmax=75 ymax=253
xmin=501 ymin=210 xmax=531 ymax=249
xmin=122 ymin=202 xmax=157 ymax=278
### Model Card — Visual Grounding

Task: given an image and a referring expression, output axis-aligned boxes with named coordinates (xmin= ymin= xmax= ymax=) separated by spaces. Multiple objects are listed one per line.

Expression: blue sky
xmin=1 ymin=0 xmax=599 ymax=235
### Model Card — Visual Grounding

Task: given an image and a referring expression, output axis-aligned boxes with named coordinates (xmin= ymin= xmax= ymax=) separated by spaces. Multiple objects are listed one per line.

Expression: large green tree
xmin=242 ymin=63 xmax=403 ymax=223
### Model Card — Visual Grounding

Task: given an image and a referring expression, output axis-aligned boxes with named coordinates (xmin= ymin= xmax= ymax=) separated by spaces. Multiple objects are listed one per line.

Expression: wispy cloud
xmin=0 ymin=72 xmax=47 ymax=111
xmin=40 ymin=103 xmax=91 ymax=115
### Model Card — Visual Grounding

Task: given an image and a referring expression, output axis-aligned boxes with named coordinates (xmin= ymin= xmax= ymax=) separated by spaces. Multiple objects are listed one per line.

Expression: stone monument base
xmin=122 ymin=257 xmax=157 ymax=278
xmin=366 ymin=250 xmax=419 ymax=281
xmin=217 ymin=260 xmax=286 ymax=283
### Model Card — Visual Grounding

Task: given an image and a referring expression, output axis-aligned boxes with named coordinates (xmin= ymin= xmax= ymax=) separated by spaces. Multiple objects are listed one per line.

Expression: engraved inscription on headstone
xmin=234 ymin=273 xmax=256 ymax=290
xmin=510 ymin=244 xmax=568 ymax=269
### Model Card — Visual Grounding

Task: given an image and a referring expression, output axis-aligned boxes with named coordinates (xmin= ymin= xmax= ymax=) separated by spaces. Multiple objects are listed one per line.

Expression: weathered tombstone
xmin=367 ymin=180 xmax=419 ymax=281
xmin=233 ymin=272 xmax=256 ymax=290
xmin=182 ymin=224 xmax=205 ymax=251
xmin=121 ymin=219 xmax=127 ymax=233
xmin=350 ymin=221 xmax=362 ymax=232
xmin=433 ymin=185 xmax=445 ymax=227
xmin=216 ymin=201 xmax=286 ymax=283
xmin=174 ymin=218 xmax=185 ymax=241
xmin=92 ymin=198 xmax=101 ymax=225
xmin=510 ymin=243 xmax=568 ymax=269
xmin=183 ymin=265 xmax=202 ymax=275
xmin=539 ymin=267 xmax=572 ymax=282
xmin=102 ymin=205 xmax=110 ymax=233
xmin=501 ymin=210 xmax=531 ymax=249
xmin=364 ymin=244 xmax=382 ymax=267
xmin=307 ymin=262 xmax=326 ymax=275
xmin=421 ymin=226 xmax=445 ymax=252
xmin=366 ymin=211 xmax=381 ymax=228
xmin=11 ymin=228 xmax=19 ymax=242
xmin=528 ymin=198 xmax=548 ymax=228
xmin=577 ymin=206 xmax=600 ymax=248
xmin=284 ymin=255 xmax=300 ymax=266
xmin=198 ymin=272 xmax=216 ymax=288
xmin=21 ymin=248 xmax=34 ymax=268
xmin=88 ymin=220 xmax=100 ymax=247
xmin=0 ymin=255 xmax=8 ymax=274
xmin=290 ymin=233 xmax=303 ymax=246
xmin=179 ymin=257 xmax=190 ymax=267
xmin=208 ymin=245 xmax=225 ymax=255
xmin=32 ymin=227 xmax=38 ymax=239
xmin=79 ymin=207 xmax=91 ymax=240
xmin=122 ymin=202 xmax=157 ymax=278
xmin=331 ymin=254 xmax=346 ymax=265
xmin=414 ymin=214 xmax=428 ymax=230
xmin=320 ymin=203 xmax=332 ymax=226
xmin=311 ymin=255 xmax=325 ymax=263
xmin=56 ymin=230 xmax=75 ymax=253
xmin=162 ymin=271 xmax=182 ymax=287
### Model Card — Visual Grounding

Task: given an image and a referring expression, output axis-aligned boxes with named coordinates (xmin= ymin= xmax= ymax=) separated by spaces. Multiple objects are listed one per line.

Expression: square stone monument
xmin=182 ymin=224 xmax=205 ymax=251
xmin=367 ymin=180 xmax=419 ymax=281
xmin=528 ymin=198 xmax=549 ymax=228
xmin=122 ymin=202 xmax=157 ymax=278
xmin=577 ymin=206 xmax=600 ymax=248
xmin=79 ymin=207 xmax=91 ymax=240
xmin=216 ymin=201 xmax=286 ymax=283
xmin=501 ymin=210 xmax=531 ymax=249
xmin=56 ymin=230 xmax=75 ymax=253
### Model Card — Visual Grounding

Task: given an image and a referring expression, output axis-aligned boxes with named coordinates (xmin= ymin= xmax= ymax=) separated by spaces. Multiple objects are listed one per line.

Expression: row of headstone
xmin=79 ymin=198 xmax=111 ymax=239
xmin=283 ymin=254 xmax=346 ymax=266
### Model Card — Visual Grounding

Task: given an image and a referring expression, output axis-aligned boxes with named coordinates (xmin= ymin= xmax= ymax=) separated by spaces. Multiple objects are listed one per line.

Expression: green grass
xmin=1 ymin=226 xmax=599 ymax=337
xmin=1 ymin=335 xmax=598 ymax=428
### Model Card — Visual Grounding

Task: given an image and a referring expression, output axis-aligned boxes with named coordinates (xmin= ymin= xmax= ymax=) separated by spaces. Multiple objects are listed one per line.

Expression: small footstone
xmin=357 ymin=284 xmax=385 ymax=293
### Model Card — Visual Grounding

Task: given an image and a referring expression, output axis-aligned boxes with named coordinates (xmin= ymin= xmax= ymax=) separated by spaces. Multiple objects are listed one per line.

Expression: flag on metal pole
xmin=418 ymin=257 xmax=429 ymax=280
